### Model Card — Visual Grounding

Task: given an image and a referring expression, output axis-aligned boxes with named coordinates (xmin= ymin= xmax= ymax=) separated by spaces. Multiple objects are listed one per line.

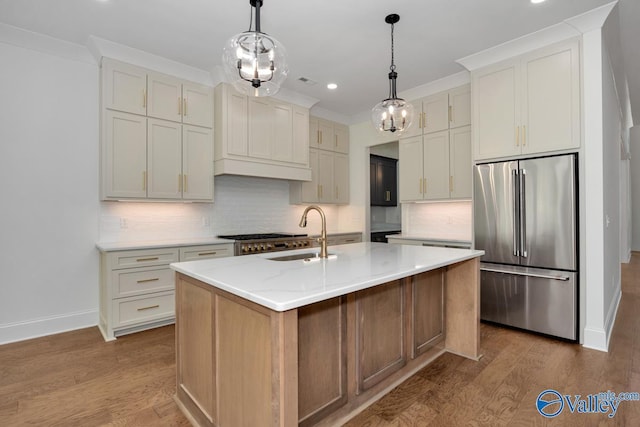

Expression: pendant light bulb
xmin=371 ymin=14 xmax=414 ymax=134
xmin=222 ymin=0 xmax=288 ymax=97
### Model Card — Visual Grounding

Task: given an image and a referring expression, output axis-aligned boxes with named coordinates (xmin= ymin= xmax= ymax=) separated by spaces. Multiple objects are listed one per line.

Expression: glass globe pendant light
xmin=371 ymin=14 xmax=414 ymax=134
xmin=222 ymin=0 xmax=288 ymax=97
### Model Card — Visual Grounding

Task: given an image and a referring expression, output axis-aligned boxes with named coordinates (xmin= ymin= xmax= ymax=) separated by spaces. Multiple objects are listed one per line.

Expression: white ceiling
xmin=0 ymin=0 xmax=637 ymax=122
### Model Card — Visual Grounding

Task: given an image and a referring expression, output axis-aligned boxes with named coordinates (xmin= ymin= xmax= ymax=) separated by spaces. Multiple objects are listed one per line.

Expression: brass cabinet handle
xmin=137 ymin=304 xmax=160 ymax=311
xmin=142 ymin=171 xmax=147 ymax=191
xmin=142 ymin=89 xmax=146 ymax=108
xmin=419 ymin=178 xmax=423 ymax=194
xmin=197 ymin=251 xmax=217 ymax=256
xmin=449 ymin=176 xmax=454 ymax=193
xmin=386 ymin=190 xmax=391 ymax=201
xmin=183 ymin=174 xmax=188 ymax=192
xmin=183 ymin=98 xmax=187 ymax=116
xmin=136 ymin=257 xmax=159 ymax=262
xmin=137 ymin=278 xmax=160 ymax=284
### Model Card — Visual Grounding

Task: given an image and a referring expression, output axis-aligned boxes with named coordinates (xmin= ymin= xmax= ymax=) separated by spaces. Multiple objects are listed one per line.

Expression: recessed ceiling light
xmin=327 ymin=83 xmax=338 ymax=90
xmin=531 ymin=0 xmax=546 ymax=4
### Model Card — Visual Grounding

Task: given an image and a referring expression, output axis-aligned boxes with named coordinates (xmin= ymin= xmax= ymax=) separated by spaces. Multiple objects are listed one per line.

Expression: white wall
xmin=0 ymin=38 xmax=100 ymax=344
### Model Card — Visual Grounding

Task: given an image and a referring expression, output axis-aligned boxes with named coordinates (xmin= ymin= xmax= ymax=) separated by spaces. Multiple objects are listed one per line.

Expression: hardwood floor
xmin=2 ymin=256 xmax=640 ymax=426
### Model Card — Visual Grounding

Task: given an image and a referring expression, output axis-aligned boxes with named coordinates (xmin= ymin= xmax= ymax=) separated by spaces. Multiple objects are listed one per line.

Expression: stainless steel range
xmin=218 ymin=233 xmax=312 ymax=256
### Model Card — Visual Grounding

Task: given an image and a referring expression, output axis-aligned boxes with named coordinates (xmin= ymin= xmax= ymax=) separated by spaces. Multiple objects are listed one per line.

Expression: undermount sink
xmin=267 ymin=252 xmax=335 ymax=262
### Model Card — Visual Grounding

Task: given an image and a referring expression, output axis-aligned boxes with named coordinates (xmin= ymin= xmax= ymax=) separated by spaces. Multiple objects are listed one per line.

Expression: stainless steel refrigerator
xmin=474 ymin=154 xmax=577 ymax=340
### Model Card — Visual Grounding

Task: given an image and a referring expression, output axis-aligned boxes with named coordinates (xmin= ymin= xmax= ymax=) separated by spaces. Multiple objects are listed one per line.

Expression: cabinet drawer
xmin=179 ymin=244 xmax=233 ymax=261
xmin=113 ymin=292 xmax=175 ymax=329
xmin=112 ymin=266 xmax=174 ymax=298
xmin=109 ymin=248 xmax=179 ymax=269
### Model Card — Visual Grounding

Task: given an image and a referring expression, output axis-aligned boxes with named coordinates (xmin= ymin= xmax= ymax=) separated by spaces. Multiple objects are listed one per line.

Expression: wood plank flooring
xmin=2 ymin=255 xmax=640 ymax=426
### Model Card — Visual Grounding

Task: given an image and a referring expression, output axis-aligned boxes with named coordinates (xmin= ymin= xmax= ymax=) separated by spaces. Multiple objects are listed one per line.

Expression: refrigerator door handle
xmin=480 ymin=266 xmax=570 ymax=281
xmin=512 ymin=169 xmax=519 ymax=257
xmin=520 ymin=169 xmax=527 ymax=257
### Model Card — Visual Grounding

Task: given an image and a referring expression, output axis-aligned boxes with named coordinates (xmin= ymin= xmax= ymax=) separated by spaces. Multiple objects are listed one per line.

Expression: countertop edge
xmin=96 ymin=238 xmax=235 ymax=252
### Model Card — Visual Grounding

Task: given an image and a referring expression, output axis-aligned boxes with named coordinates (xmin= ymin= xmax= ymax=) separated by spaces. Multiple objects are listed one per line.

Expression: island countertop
xmin=170 ymin=242 xmax=484 ymax=312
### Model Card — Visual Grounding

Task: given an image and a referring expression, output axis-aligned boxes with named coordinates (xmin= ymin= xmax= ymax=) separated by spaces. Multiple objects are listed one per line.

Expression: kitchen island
xmin=170 ymin=242 xmax=483 ymax=427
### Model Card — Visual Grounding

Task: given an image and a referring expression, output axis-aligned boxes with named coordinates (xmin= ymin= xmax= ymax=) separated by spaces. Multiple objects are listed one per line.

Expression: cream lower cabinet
xmin=99 ymin=243 xmax=233 ymax=341
xmin=103 ymin=114 xmax=212 ymax=201
xmin=472 ymin=39 xmax=580 ymax=160
xmin=399 ymin=125 xmax=471 ymax=202
xmin=290 ymin=149 xmax=349 ymax=204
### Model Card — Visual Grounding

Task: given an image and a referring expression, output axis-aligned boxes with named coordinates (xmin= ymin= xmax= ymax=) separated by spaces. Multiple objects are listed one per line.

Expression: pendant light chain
xmin=390 ymin=22 xmax=396 ymax=72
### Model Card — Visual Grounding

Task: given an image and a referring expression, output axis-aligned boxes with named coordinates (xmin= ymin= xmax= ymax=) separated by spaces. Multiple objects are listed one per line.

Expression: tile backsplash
xmin=402 ymin=201 xmax=472 ymax=241
xmin=99 ymin=175 xmax=339 ymax=242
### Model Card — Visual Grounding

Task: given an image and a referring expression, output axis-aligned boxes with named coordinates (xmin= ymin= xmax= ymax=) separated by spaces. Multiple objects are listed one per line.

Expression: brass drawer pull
xmin=136 ymin=278 xmax=160 ymax=284
xmin=137 ymin=304 xmax=160 ymax=311
xmin=136 ymin=257 xmax=159 ymax=262
xmin=197 ymin=251 xmax=217 ymax=256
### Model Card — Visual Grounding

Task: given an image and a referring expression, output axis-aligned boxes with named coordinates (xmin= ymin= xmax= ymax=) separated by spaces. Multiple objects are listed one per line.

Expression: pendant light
xmin=371 ymin=14 xmax=414 ymax=134
xmin=222 ymin=0 xmax=288 ymax=97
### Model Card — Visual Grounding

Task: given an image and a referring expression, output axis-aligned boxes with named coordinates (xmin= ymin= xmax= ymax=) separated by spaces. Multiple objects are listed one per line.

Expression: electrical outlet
xmin=201 ymin=216 xmax=210 ymax=227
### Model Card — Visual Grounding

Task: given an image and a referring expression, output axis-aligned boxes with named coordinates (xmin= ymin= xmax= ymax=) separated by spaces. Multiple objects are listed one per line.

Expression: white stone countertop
xmin=96 ymin=237 xmax=235 ymax=252
xmin=170 ymin=242 xmax=484 ymax=312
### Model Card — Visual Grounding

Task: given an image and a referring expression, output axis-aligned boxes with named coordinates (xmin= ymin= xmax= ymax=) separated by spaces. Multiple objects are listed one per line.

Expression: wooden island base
xmin=174 ymin=257 xmax=480 ymax=427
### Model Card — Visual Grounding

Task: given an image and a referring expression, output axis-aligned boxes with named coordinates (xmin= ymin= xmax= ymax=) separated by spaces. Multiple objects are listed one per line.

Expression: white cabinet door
xmin=292 ymin=106 xmax=309 ymax=165
xmin=271 ymin=101 xmax=294 ymax=163
xmin=102 ymin=59 xmax=147 ymax=115
xmin=147 ymin=73 xmax=182 ymax=123
xmin=147 ymin=118 xmax=182 ymax=199
xmin=423 ymin=130 xmax=450 ymax=200
xmin=449 ymin=85 xmax=471 ymax=129
xmin=182 ymin=82 xmax=213 ymax=128
xmin=449 ymin=126 xmax=472 ymax=199
xmin=317 ymin=119 xmax=334 ymax=150
xmin=226 ymin=88 xmax=248 ymax=156
xmin=183 ymin=125 xmax=213 ymax=201
xmin=472 ymin=60 xmax=521 ymax=160
xmin=334 ymin=152 xmax=349 ymax=204
xmin=317 ymin=150 xmax=334 ymax=203
xmin=400 ymin=99 xmax=424 ymax=139
xmin=422 ymin=92 xmax=449 ymax=134
xmin=399 ymin=136 xmax=424 ymax=202
xmin=309 ymin=117 xmax=320 ymax=149
xmin=103 ymin=110 xmax=147 ymax=198
xmin=248 ymin=98 xmax=272 ymax=159
xmin=333 ymin=124 xmax=349 ymax=154
xmin=521 ymin=42 xmax=580 ymax=154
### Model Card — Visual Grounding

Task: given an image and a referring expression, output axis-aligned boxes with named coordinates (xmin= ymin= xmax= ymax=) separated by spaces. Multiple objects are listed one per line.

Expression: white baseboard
xmin=582 ymin=285 xmax=622 ymax=352
xmin=0 ymin=309 xmax=98 ymax=345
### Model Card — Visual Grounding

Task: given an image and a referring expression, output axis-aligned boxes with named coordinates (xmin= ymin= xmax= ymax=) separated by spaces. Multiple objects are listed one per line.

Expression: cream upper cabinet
xmin=333 ymin=152 xmax=349 ymax=204
xmin=449 ymin=126 xmax=472 ymax=199
xmin=147 ymin=118 xmax=182 ymax=199
xmin=102 ymin=59 xmax=147 ymax=115
xmin=400 ymin=85 xmax=470 ymax=139
xmin=333 ymin=124 xmax=350 ymax=154
xmin=182 ymin=125 xmax=214 ymax=200
xmin=422 ymin=92 xmax=449 ymax=134
xmin=448 ymin=85 xmax=471 ymax=129
xmin=399 ymin=125 xmax=472 ymax=202
xmin=147 ymin=73 xmax=183 ymax=123
xmin=422 ymin=130 xmax=450 ymax=200
xmin=317 ymin=119 xmax=334 ymax=150
xmin=213 ymin=83 xmax=311 ymax=181
xmin=103 ymin=110 xmax=147 ymax=199
xmin=101 ymin=58 xmax=214 ymax=202
xmin=472 ymin=40 xmax=580 ymax=160
xmin=182 ymin=82 xmax=214 ymax=128
xmin=317 ymin=150 xmax=334 ymax=203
